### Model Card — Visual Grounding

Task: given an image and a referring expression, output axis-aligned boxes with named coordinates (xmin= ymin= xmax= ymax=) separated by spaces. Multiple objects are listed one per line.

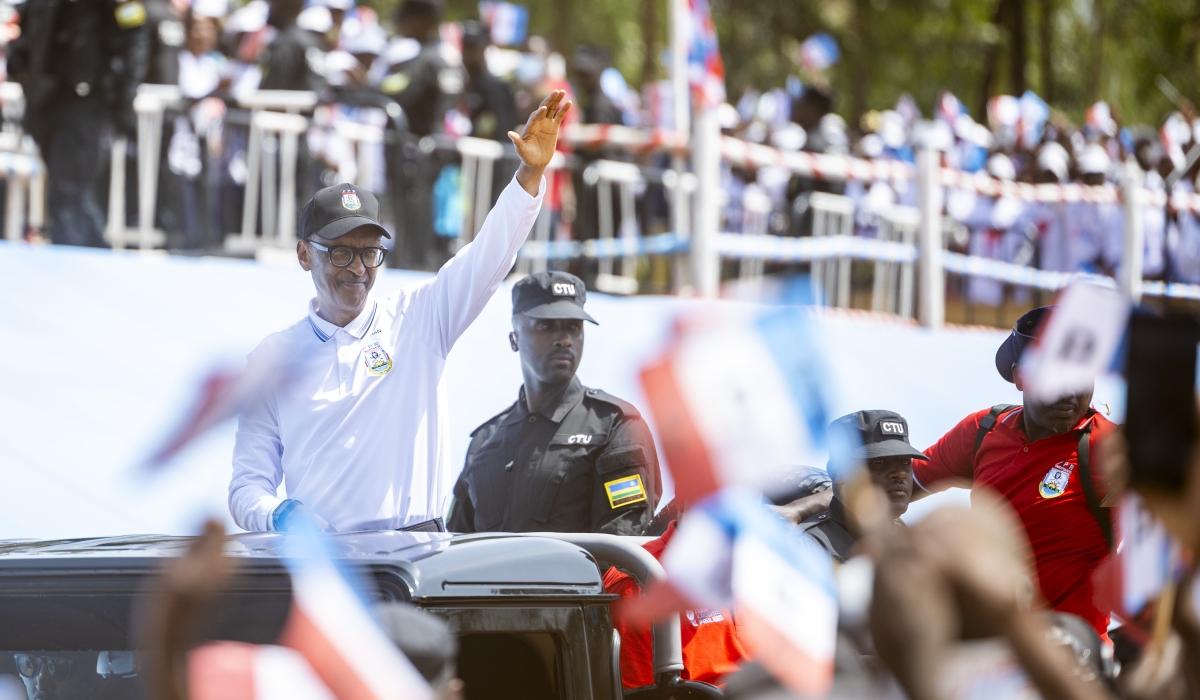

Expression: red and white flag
xmin=280 ymin=551 xmax=432 ymax=700
xmin=638 ymin=308 xmax=831 ymax=505
xmin=621 ymin=490 xmax=839 ymax=697
xmin=144 ymin=346 xmax=295 ymax=469
xmin=189 ymin=642 xmax=335 ymax=700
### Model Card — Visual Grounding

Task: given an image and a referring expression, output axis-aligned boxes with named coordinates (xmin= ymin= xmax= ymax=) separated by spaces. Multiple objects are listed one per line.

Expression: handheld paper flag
xmin=281 ymin=525 xmax=432 ymax=700
xmin=145 ymin=347 xmax=295 ymax=469
xmin=623 ymin=490 xmax=838 ymax=697
xmin=639 ymin=305 xmax=832 ymax=505
xmin=1020 ymin=282 xmax=1129 ymax=404
xmin=189 ymin=642 xmax=335 ymax=700
xmin=686 ymin=0 xmax=725 ymax=109
xmin=1119 ymin=493 xmax=1180 ymax=617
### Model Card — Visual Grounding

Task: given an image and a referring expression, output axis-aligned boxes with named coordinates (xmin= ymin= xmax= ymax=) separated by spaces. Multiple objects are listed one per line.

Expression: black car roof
xmin=0 ymin=531 xmax=608 ymax=601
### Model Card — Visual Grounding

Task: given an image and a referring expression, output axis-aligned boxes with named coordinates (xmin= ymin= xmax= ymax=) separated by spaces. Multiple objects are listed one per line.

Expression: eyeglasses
xmin=306 ymin=240 xmax=388 ymax=268
xmin=14 ymin=655 xmax=72 ymax=680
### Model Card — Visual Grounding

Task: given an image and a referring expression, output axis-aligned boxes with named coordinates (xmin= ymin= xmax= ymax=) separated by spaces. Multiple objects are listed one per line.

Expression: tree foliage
xmin=362 ymin=0 xmax=1200 ymax=129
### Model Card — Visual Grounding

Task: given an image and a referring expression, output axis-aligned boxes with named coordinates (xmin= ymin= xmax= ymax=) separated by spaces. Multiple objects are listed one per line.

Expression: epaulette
xmin=581 ymin=387 xmax=641 ymax=419
xmin=469 ymin=403 xmax=516 ymax=438
xmin=796 ymin=510 xmax=831 ymax=532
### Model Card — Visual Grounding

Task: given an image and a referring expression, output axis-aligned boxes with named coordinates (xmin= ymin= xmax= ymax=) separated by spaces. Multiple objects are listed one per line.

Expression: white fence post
xmin=106 ymin=137 xmax=127 ymax=248
xmin=691 ymin=109 xmax=721 ymax=298
xmin=1120 ymin=160 xmax=1145 ymax=304
xmin=916 ymin=148 xmax=944 ymax=328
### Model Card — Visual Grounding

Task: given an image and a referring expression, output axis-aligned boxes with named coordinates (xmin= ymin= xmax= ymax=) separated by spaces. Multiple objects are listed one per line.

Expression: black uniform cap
xmin=300 ymin=182 xmax=390 ymax=241
xmin=828 ymin=410 xmax=929 ymax=462
xmin=512 ymin=271 xmax=597 ymax=324
xmin=996 ymin=306 xmax=1052 ymax=383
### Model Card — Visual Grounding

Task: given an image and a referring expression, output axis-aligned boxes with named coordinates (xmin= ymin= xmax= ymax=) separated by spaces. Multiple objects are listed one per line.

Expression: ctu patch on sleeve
xmin=115 ymin=1 xmax=147 ymax=29
xmin=604 ymin=474 xmax=647 ymax=509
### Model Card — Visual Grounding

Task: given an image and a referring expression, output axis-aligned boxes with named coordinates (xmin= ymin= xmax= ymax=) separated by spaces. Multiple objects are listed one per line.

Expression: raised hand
xmin=510 ymin=90 xmax=572 ymax=195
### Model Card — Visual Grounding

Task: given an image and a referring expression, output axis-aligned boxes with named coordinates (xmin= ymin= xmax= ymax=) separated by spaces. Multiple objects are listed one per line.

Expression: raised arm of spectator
xmin=911 ymin=407 xmax=990 ymax=499
xmin=398 ymin=91 xmax=571 ymax=357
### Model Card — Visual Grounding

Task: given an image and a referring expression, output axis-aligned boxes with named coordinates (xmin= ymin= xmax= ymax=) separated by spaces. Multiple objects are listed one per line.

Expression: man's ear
xmin=1012 ymin=364 xmax=1024 ymax=391
xmin=297 ymin=239 xmax=312 ymax=272
xmin=509 ymin=331 xmax=519 ymax=352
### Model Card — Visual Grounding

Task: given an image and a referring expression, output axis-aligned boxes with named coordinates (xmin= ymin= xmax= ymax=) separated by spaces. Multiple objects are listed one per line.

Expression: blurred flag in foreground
xmin=280 ymin=525 xmax=433 ymax=700
xmin=639 ymin=304 xmax=836 ymax=505
xmin=797 ymin=33 xmax=839 ymax=74
xmin=477 ymin=1 xmax=527 ymax=46
xmin=144 ymin=347 xmax=295 ymax=469
xmin=1019 ymin=282 xmax=1129 ymax=404
xmin=1092 ymin=493 xmax=1183 ymax=646
xmin=686 ymin=0 xmax=725 ymax=109
xmin=189 ymin=642 xmax=334 ymax=700
xmin=625 ymin=490 xmax=839 ymax=697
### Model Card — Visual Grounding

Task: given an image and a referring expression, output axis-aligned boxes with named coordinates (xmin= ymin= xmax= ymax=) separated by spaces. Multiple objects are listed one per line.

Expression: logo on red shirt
xmin=685 ymin=609 xmax=726 ymax=626
xmin=1039 ymin=460 xmax=1075 ymax=499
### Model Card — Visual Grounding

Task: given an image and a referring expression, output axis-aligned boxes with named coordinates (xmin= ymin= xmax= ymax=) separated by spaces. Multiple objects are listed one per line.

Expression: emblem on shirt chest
xmin=1038 ymin=460 xmax=1075 ymax=499
xmin=685 ymin=609 xmax=726 ymax=626
xmin=362 ymin=341 xmax=392 ymax=375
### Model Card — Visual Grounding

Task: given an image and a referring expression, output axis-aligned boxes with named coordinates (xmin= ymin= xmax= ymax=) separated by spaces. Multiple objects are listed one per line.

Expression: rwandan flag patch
xmin=604 ymin=474 xmax=647 ymax=509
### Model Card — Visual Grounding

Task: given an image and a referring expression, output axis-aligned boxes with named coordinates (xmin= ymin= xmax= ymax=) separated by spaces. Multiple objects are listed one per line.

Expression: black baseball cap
xmin=828 ymin=410 xmax=929 ymax=461
xmin=996 ymin=306 xmax=1052 ymax=383
xmin=299 ymin=182 xmax=390 ymax=241
xmin=512 ymin=271 xmax=597 ymax=324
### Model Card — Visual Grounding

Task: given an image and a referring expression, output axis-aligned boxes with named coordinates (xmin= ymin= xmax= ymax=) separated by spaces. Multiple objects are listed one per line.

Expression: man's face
xmin=15 ymin=654 xmax=93 ymax=700
xmin=867 ymin=456 xmax=914 ymax=519
xmin=297 ymin=227 xmax=382 ymax=319
xmin=1016 ymin=368 xmax=1094 ymax=436
xmin=510 ymin=315 xmax=584 ymax=386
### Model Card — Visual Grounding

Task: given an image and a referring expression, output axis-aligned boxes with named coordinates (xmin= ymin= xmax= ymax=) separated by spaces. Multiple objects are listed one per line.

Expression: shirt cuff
xmin=261 ymin=495 xmax=287 ymax=531
xmin=505 ymin=173 xmax=547 ymax=206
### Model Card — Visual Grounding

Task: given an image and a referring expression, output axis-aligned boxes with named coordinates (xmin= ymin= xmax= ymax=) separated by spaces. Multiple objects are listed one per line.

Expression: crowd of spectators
xmin=716 ymin=81 xmax=1200 ymax=295
xmin=2 ymin=0 xmax=1200 ymax=293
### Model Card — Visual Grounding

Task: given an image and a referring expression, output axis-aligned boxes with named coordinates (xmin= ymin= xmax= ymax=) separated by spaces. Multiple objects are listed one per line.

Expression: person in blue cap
xmin=447 ymin=271 xmax=661 ymax=535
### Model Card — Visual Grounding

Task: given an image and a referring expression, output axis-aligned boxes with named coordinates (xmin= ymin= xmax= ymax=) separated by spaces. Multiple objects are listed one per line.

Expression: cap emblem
xmin=880 ymin=421 xmax=905 ymax=435
xmin=341 ymin=190 xmax=362 ymax=211
xmin=552 ymin=283 xmax=577 ymax=296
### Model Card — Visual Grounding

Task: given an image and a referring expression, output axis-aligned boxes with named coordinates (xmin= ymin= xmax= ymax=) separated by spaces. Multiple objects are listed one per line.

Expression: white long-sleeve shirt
xmin=229 ymin=176 xmax=544 ymax=532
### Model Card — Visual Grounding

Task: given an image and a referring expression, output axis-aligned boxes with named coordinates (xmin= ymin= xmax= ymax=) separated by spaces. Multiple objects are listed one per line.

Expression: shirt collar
xmin=503 ymin=376 xmax=585 ymax=425
xmin=829 ymin=496 xmax=863 ymax=540
xmin=1004 ymin=406 xmax=1097 ymax=440
xmin=306 ymin=298 xmax=378 ymax=342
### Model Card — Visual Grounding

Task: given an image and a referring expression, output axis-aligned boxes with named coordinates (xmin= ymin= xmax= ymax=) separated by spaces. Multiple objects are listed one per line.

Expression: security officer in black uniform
xmin=798 ymin=410 xmax=926 ymax=562
xmin=448 ymin=271 xmax=662 ymax=535
xmin=259 ymin=0 xmax=325 ymax=92
xmin=380 ymin=0 xmax=459 ymax=138
xmin=381 ymin=0 xmax=460 ymax=269
xmin=8 ymin=0 xmax=149 ymax=247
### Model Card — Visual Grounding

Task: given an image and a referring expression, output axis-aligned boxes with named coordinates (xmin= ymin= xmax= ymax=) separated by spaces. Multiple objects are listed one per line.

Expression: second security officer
xmin=448 ymin=272 xmax=661 ymax=535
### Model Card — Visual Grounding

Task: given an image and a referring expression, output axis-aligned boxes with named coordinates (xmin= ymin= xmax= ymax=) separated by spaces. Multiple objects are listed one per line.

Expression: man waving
xmin=229 ymin=91 xmax=571 ymax=533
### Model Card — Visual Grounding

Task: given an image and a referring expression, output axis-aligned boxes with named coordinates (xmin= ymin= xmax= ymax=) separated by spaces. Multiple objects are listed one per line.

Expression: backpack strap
xmin=974 ymin=404 xmax=1019 ymax=454
xmin=1074 ymin=417 xmax=1114 ymax=551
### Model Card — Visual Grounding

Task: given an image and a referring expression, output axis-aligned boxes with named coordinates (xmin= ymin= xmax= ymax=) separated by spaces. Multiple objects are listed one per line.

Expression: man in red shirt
xmin=915 ymin=306 xmax=1116 ymax=638
xmin=603 ymin=521 xmax=749 ymax=689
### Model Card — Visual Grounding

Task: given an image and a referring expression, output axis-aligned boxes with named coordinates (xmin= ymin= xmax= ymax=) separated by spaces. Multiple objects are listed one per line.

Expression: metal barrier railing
xmin=0 ymin=82 xmax=45 ymax=243
xmin=3 ymin=83 xmax=1200 ymax=325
